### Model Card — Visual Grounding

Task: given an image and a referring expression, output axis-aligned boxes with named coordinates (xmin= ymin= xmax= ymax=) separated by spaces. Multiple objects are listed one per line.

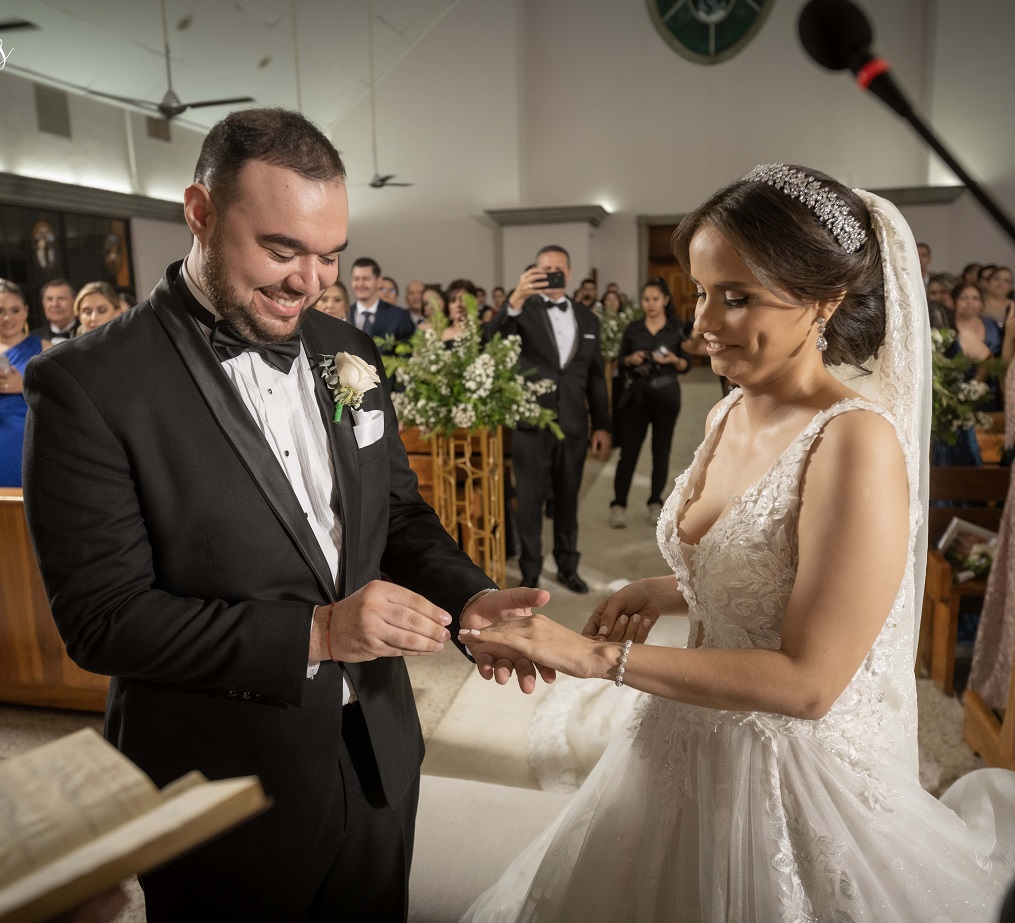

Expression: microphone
xmin=798 ymin=0 xmax=912 ymax=120
xmin=798 ymin=0 xmax=1015 ymax=246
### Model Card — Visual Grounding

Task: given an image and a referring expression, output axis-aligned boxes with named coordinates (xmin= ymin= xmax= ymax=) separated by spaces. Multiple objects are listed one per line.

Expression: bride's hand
xmin=460 ymin=614 xmax=619 ymax=680
xmin=583 ymin=581 xmax=662 ymax=642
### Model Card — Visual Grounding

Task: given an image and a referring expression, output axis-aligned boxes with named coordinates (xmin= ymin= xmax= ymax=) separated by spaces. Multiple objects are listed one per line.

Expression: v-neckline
xmin=675 ymin=395 xmax=858 ymax=548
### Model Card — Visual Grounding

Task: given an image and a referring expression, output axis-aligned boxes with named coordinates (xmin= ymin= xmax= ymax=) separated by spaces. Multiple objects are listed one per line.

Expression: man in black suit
xmin=349 ymin=257 xmax=415 ymax=341
xmin=28 ymin=278 xmax=79 ymax=342
xmin=488 ymin=246 xmax=611 ymax=593
xmin=23 ymin=109 xmax=549 ymax=922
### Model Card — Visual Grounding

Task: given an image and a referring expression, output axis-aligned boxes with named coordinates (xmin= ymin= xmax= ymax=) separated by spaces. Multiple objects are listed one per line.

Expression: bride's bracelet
xmin=614 ymin=640 xmax=633 ymax=687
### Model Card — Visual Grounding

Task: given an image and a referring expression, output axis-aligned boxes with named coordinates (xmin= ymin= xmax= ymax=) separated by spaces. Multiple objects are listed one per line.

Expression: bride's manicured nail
xmin=632 ymin=614 xmax=641 ymax=624
xmin=642 ymin=619 xmax=652 ymax=629
xmin=598 ymin=625 xmax=609 ymax=636
xmin=618 ymin=614 xmax=629 ymax=624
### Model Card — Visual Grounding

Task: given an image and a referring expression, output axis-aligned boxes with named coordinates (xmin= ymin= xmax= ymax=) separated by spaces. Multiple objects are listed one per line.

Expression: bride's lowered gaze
xmin=462 ymin=166 xmax=1015 ymax=922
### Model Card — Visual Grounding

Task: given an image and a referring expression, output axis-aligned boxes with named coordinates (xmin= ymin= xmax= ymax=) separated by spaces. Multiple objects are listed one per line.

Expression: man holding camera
xmin=488 ymin=245 xmax=610 ymax=593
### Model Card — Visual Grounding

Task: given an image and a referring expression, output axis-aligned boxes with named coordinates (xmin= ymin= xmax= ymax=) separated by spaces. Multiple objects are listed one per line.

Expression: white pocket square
xmin=583 ymin=333 xmax=596 ymax=339
xmin=349 ymin=408 xmax=385 ymax=449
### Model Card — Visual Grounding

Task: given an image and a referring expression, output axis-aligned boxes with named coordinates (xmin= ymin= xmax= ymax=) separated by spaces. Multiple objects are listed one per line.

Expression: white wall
xmin=131 ymin=218 xmax=194 ymax=301
xmin=502 ymin=222 xmax=594 ymax=292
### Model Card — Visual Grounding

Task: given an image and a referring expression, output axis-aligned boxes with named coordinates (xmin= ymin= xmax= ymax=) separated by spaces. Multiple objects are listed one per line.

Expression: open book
xmin=0 ymin=728 xmax=269 ymax=923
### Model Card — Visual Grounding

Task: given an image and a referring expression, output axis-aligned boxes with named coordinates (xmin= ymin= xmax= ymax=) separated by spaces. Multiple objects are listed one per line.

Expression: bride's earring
xmin=816 ymin=316 xmax=828 ymax=352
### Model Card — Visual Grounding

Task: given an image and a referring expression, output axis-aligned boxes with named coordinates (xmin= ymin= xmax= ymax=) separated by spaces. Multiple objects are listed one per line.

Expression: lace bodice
xmin=655 ymin=390 xmax=920 ymax=779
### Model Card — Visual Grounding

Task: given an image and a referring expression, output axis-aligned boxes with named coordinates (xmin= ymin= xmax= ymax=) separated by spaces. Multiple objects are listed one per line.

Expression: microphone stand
xmin=860 ymin=67 xmax=1015 ymax=246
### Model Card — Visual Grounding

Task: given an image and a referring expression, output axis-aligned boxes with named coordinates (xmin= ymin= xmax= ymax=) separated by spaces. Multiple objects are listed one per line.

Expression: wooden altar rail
xmin=0 ymin=489 xmax=109 ymax=711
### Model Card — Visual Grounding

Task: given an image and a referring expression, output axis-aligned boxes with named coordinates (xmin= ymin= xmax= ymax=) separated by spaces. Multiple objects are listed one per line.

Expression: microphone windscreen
xmin=798 ymin=0 xmax=873 ymax=72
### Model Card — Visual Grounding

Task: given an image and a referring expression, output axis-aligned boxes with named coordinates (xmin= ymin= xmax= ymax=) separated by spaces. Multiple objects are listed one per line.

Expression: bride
xmin=460 ymin=165 xmax=1015 ymax=922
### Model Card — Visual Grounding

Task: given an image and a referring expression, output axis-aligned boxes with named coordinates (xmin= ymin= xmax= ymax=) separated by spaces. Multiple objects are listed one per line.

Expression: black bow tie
xmin=545 ymin=299 xmax=568 ymax=311
xmin=211 ymin=322 xmax=302 ymax=374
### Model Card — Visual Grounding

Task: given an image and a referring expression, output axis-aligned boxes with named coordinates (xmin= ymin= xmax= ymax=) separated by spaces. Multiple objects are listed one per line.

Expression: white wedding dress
xmin=464 ymin=192 xmax=1015 ymax=923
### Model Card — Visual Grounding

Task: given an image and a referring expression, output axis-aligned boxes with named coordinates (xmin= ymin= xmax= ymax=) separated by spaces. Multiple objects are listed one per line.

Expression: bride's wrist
xmin=592 ymin=640 xmax=632 ymax=683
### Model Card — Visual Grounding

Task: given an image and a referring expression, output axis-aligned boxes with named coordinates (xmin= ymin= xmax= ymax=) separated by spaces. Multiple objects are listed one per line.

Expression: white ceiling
xmin=1 ymin=0 xmax=462 ymax=133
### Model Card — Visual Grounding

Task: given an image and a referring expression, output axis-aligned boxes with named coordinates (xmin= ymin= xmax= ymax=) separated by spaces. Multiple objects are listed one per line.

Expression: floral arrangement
xmin=390 ymin=295 xmax=563 ymax=438
xmin=593 ymin=298 xmax=642 ymax=362
xmin=950 ymin=541 xmax=994 ymax=581
xmin=930 ymin=328 xmax=1005 ymax=445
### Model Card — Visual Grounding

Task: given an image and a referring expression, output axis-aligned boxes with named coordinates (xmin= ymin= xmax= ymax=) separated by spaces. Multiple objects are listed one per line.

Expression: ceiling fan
xmin=86 ymin=0 xmax=254 ymax=121
xmin=365 ymin=1 xmax=412 ymax=189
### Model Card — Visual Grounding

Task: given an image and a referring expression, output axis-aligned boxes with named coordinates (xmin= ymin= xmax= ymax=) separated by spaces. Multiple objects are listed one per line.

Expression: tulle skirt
xmin=464 ymin=695 xmax=1015 ymax=923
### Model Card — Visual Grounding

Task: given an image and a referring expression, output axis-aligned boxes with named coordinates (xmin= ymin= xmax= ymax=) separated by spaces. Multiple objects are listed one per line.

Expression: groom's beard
xmin=200 ymin=229 xmax=320 ymax=346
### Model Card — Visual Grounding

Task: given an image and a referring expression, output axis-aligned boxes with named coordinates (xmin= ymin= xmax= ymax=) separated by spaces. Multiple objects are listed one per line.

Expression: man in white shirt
xmin=349 ymin=257 xmax=414 ymax=342
xmin=487 ymin=245 xmax=611 ymax=594
xmin=405 ymin=278 xmax=426 ymax=327
xmin=24 ymin=107 xmax=550 ymax=922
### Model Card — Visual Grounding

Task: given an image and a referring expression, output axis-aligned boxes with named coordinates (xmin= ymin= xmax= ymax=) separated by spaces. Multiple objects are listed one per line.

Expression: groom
xmin=22 ymin=108 xmax=548 ymax=922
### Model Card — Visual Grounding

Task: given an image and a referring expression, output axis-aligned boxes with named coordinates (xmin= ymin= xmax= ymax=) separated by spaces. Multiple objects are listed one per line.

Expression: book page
xmin=0 ymin=729 xmax=157 ymax=888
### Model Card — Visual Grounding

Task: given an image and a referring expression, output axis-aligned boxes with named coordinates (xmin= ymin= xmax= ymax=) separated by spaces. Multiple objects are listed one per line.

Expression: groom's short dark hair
xmin=194 ymin=108 xmax=346 ymax=211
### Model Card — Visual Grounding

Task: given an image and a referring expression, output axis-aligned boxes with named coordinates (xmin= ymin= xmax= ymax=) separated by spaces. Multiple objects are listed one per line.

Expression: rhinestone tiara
xmin=741 ymin=164 xmax=867 ymax=253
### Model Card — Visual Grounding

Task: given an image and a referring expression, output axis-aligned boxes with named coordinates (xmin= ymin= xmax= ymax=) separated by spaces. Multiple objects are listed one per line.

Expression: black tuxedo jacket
xmin=23 ymin=262 xmax=493 ymax=838
xmin=351 ymin=300 xmax=415 ymax=341
xmin=486 ymin=298 xmax=610 ymax=437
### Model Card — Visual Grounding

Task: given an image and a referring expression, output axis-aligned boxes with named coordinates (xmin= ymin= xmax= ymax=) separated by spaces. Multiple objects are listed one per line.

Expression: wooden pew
xmin=0 ymin=489 xmax=108 ymax=711
xmin=918 ymin=466 xmax=1010 ymax=695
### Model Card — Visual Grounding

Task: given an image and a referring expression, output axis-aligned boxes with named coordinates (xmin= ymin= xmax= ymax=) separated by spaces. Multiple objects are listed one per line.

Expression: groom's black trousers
xmin=140 ymin=702 xmax=419 ymax=922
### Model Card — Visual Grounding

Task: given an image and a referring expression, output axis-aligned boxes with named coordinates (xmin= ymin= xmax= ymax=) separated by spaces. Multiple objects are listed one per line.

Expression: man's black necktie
xmin=362 ymin=311 xmax=376 ymax=335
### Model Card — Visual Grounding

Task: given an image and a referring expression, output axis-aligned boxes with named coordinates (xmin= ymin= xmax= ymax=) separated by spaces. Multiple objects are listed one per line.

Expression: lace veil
xmin=831 ymin=190 xmax=932 ymax=658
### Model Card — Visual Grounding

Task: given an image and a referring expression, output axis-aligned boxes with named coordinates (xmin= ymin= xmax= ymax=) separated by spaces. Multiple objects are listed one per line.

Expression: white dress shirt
xmin=507 ymin=295 xmax=577 ymax=368
xmin=354 ymin=300 xmax=379 ymax=332
xmin=181 ymin=261 xmax=352 ymax=699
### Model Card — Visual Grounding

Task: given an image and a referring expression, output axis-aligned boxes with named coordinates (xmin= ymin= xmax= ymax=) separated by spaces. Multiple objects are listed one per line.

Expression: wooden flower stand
xmin=400 ymin=427 xmax=506 ymax=587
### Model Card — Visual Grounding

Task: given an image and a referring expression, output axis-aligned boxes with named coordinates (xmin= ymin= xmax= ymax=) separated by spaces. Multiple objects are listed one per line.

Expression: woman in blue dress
xmin=0 ymin=280 xmax=49 ymax=487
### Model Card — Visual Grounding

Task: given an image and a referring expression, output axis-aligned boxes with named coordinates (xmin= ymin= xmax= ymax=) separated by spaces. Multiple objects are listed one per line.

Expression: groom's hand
xmin=461 ymin=587 xmax=556 ymax=693
xmin=312 ymin=580 xmax=452 ymax=663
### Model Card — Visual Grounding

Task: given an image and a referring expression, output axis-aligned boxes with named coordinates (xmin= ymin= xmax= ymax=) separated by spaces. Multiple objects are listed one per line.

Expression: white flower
xmin=318 ymin=351 xmax=381 ymax=423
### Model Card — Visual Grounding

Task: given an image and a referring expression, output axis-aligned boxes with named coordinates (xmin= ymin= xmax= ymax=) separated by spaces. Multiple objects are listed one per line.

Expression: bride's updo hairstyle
xmin=671 ymin=164 xmax=886 ymax=369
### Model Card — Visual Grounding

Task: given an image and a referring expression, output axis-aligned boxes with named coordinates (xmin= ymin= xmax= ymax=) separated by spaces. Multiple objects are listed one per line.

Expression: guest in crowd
xmin=609 ymin=278 xmax=690 ymax=528
xmin=421 ymin=283 xmax=447 ymax=323
xmin=576 ymin=277 xmax=597 ymax=308
xmin=117 ymin=290 xmax=137 ymax=313
xmin=405 ymin=278 xmax=426 ymax=327
xmin=29 ymin=278 xmax=78 ymax=343
xmin=314 ymin=280 xmax=350 ymax=320
xmin=491 ymin=286 xmax=506 ymax=311
xmin=348 ymin=257 xmax=414 ymax=340
xmin=979 ymin=264 xmax=998 ymax=291
xmin=75 ymin=282 xmax=121 ymax=335
xmin=605 ymin=281 xmax=620 ymax=295
xmin=441 ymin=279 xmax=477 ymax=344
xmin=487 ymin=245 xmax=610 ymax=593
xmin=917 ymin=241 xmax=932 ymax=284
xmin=379 ymin=275 xmax=399 ymax=305
xmin=0 ymin=280 xmax=49 ymax=487
xmin=933 ymin=282 xmax=1003 ymax=465
xmin=927 ymin=273 xmax=957 ymax=311
xmin=982 ymin=265 xmax=1014 ymax=325
xmin=601 ymin=290 xmax=622 ymax=315
xmin=962 ymin=262 xmax=983 ymax=287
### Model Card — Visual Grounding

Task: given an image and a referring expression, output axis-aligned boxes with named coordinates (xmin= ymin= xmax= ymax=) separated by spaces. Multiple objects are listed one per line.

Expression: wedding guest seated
xmin=0 ymin=280 xmax=49 ymax=487
xmin=491 ymin=286 xmax=506 ymax=311
xmin=29 ymin=279 xmax=78 ymax=343
xmin=349 ymin=257 xmax=413 ymax=340
xmin=74 ymin=282 xmax=121 ymax=335
xmin=117 ymin=289 xmax=137 ymax=313
xmin=405 ymin=279 xmax=426 ymax=327
xmin=314 ymin=281 xmax=350 ymax=320
xmin=927 ymin=273 xmax=957 ymax=311
xmin=962 ymin=262 xmax=983 ymax=287
xmin=420 ymin=283 xmax=447 ymax=325
xmin=980 ymin=264 xmax=998 ymax=290
xmin=441 ymin=279 xmax=477 ymax=344
xmin=379 ymin=275 xmax=400 ymax=305
xmin=982 ymin=265 xmax=1014 ymax=325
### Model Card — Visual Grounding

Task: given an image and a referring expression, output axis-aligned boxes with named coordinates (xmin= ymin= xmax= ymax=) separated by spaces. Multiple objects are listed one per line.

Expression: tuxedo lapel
xmin=562 ymin=304 xmax=587 ymax=370
xmin=152 ymin=266 xmax=338 ymax=601
xmin=300 ymin=316 xmax=361 ymax=598
xmin=527 ymin=298 xmax=564 ymax=369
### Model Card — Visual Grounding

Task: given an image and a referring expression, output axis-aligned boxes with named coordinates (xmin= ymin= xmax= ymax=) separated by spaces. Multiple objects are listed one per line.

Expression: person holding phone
xmin=487 ymin=245 xmax=611 ymax=593
xmin=0 ymin=279 xmax=50 ymax=487
xmin=610 ymin=278 xmax=690 ymax=527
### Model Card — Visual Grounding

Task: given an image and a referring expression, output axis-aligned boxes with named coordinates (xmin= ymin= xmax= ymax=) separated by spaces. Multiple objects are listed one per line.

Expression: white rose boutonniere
xmin=318 ymin=352 xmax=381 ymax=422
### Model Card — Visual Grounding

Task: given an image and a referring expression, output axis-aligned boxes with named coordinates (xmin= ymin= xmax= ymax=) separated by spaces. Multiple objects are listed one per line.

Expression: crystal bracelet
xmin=614 ymin=640 xmax=633 ymax=687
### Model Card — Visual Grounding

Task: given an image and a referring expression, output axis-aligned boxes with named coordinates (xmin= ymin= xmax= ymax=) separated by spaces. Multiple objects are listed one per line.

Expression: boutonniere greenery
xmin=318 ymin=352 xmax=381 ymax=422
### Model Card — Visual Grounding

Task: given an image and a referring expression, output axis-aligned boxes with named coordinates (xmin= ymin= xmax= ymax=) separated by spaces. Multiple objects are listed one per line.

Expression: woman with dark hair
xmin=419 ymin=284 xmax=447 ymax=325
xmin=0 ymin=280 xmax=49 ymax=486
xmin=463 ymin=166 xmax=1014 ymax=922
xmin=610 ymin=278 xmax=689 ymax=527
xmin=441 ymin=279 xmax=477 ymax=344
xmin=962 ymin=261 xmax=983 ymax=286
xmin=982 ymin=265 xmax=1014 ymax=325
